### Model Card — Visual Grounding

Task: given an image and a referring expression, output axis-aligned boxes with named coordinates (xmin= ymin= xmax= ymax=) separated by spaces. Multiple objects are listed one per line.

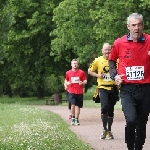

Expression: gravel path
xmin=35 ymin=105 xmax=150 ymax=150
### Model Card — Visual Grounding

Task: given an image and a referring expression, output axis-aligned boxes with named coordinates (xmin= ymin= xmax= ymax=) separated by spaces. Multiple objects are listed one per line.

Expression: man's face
xmin=71 ymin=60 xmax=79 ymax=69
xmin=127 ymin=17 xmax=144 ymax=42
xmin=102 ymin=45 xmax=111 ymax=58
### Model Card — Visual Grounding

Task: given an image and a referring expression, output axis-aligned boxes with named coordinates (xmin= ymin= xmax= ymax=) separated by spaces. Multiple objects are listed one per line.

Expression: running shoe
xmin=74 ymin=118 xmax=80 ymax=125
xmin=100 ymin=130 xmax=107 ymax=139
xmin=107 ymin=131 xmax=114 ymax=139
xmin=71 ymin=118 xmax=75 ymax=125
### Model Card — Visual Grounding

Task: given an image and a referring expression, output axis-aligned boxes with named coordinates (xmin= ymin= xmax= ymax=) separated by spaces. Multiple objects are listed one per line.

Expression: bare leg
xmin=75 ymin=106 xmax=80 ymax=118
xmin=71 ymin=104 xmax=75 ymax=117
xmin=69 ymin=109 xmax=72 ymax=114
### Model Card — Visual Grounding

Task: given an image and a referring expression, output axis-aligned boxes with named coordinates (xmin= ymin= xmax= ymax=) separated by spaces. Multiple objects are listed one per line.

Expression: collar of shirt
xmin=127 ymin=33 xmax=145 ymax=42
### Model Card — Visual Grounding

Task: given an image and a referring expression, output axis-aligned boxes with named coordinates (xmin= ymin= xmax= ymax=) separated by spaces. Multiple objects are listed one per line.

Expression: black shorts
xmin=68 ymin=93 xmax=83 ymax=108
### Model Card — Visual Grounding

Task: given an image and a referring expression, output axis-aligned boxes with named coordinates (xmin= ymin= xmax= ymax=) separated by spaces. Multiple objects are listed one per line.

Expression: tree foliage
xmin=51 ymin=0 xmax=98 ymax=65
xmin=2 ymin=0 xmax=63 ymax=97
xmin=52 ymin=0 xmax=150 ymax=62
xmin=0 ymin=0 xmax=150 ymax=97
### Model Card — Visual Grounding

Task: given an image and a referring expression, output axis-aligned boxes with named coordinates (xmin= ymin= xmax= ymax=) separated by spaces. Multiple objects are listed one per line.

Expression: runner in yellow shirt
xmin=88 ymin=43 xmax=119 ymax=140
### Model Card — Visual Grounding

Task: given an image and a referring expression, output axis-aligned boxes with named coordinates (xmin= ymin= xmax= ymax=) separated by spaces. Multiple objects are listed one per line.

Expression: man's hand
xmin=97 ymin=73 xmax=104 ymax=79
xmin=115 ymin=74 xmax=125 ymax=85
xmin=66 ymin=81 xmax=71 ymax=86
xmin=79 ymin=80 xmax=87 ymax=85
xmin=79 ymin=81 xmax=83 ymax=85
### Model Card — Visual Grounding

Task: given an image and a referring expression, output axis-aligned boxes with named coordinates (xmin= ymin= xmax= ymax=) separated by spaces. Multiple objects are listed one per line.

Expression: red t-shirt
xmin=65 ymin=69 xmax=87 ymax=94
xmin=109 ymin=33 xmax=150 ymax=84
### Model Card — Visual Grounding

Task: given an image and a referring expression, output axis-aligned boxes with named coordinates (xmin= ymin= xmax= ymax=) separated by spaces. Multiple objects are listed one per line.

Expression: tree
xmin=90 ymin=0 xmax=150 ymax=43
xmin=51 ymin=0 xmax=150 ymax=90
xmin=0 ymin=0 xmax=14 ymax=97
xmin=52 ymin=0 xmax=150 ymax=65
xmin=4 ymin=0 xmax=62 ymax=98
xmin=2 ymin=0 xmax=150 ymax=97
xmin=139 ymin=0 xmax=150 ymax=33
xmin=51 ymin=0 xmax=98 ymax=65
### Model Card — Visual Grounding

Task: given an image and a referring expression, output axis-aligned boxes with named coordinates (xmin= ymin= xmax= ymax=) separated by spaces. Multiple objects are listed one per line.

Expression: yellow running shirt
xmin=89 ymin=56 xmax=117 ymax=90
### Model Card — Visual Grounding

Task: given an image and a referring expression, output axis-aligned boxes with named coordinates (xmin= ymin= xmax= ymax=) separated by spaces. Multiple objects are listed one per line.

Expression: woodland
xmin=0 ymin=0 xmax=150 ymax=98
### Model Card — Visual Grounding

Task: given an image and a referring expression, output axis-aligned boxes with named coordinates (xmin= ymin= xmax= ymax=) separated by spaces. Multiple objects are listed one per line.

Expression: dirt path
xmin=35 ymin=105 xmax=150 ymax=150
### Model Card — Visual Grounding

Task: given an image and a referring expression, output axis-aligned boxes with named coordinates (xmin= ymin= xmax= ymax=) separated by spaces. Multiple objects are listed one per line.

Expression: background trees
xmin=2 ymin=0 xmax=63 ymax=98
xmin=0 ymin=0 xmax=149 ymax=98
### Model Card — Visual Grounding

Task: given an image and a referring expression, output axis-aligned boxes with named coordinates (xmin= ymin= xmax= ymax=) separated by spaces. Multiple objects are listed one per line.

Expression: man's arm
xmin=79 ymin=79 xmax=87 ymax=85
xmin=88 ymin=68 xmax=104 ymax=78
xmin=109 ymin=60 xmax=117 ymax=80
xmin=65 ymin=79 xmax=71 ymax=86
xmin=88 ymin=69 xmax=98 ymax=77
xmin=64 ymin=82 xmax=67 ymax=90
xmin=79 ymin=71 xmax=87 ymax=85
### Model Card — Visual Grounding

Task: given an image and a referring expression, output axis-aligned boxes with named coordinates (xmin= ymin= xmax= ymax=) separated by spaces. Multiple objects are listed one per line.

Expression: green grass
xmin=0 ymin=96 xmax=45 ymax=105
xmin=83 ymin=99 xmax=122 ymax=110
xmin=0 ymin=86 xmax=122 ymax=149
xmin=0 ymin=103 xmax=91 ymax=150
xmin=62 ymin=90 xmax=122 ymax=110
xmin=0 ymin=87 xmax=122 ymax=110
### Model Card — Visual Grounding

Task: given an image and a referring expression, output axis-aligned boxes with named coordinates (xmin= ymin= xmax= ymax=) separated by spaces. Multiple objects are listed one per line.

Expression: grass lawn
xmin=0 ymin=90 xmax=122 ymax=110
xmin=0 ymin=87 xmax=122 ymax=149
xmin=0 ymin=102 xmax=91 ymax=150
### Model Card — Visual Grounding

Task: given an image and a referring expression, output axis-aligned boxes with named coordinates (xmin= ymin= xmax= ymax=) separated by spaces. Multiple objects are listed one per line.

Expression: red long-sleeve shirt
xmin=109 ymin=33 xmax=150 ymax=84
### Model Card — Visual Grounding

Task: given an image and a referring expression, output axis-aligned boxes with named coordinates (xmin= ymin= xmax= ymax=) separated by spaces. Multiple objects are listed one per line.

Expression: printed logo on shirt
xmin=103 ymin=66 xmax=109 ymax=73
xmin=148 ymin=51 xmax=150 ymax=55
xmin=124 ymin=49 xmax=132 ymax=58
xmin=103 ymin=66 xmax=112 ymax=81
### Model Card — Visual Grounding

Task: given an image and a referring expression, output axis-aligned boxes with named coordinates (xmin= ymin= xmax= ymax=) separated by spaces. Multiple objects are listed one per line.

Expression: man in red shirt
xmin=109 ymin=13 xmax=150 ymax=150
xmin=65 ymin=59 xmax=87 ymax=125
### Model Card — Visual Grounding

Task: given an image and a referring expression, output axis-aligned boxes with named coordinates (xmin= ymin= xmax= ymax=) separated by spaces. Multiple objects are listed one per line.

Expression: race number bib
xmin=71 ymin=77 xmax=80 ymax=83
xmin=126 ymin=66 xmax=144 ymax=80
xmin=103 ymin=73 xmax=112 ymax=81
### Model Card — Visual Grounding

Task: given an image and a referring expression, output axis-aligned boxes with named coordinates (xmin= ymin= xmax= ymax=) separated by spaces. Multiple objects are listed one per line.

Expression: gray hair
xmin=102 ymin=43 xmax=111 ymax=49
xmin=127 ymin=13 xmax=143 ymax=25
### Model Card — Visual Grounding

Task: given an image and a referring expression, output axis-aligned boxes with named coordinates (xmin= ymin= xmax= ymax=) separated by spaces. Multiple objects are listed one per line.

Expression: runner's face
xmin=71 ymin=60 xmax=79 ymax=69
xmin=102 ymin=45 xmax=111 ymax=58
xmin=127 ymin=18 xmax=144 ymax=42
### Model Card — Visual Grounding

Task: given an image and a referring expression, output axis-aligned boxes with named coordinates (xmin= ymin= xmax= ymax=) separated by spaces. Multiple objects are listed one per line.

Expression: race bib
xmin=103 ymin=73 xmax=112 ymax=81
xmin=71 ymin=77 xmax=80 ymax=83
xmin=126 ymin=66 xmax=144 ymax=80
